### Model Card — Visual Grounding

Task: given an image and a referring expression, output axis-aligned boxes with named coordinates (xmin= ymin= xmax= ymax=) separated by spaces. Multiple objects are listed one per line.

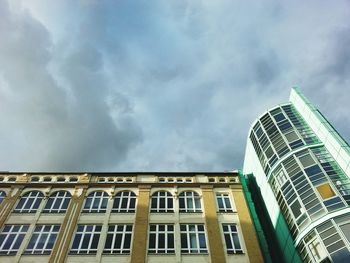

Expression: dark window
xmin=0 ymin=225 xmax=29 ymax=255
xmin=180 ymin=224 xmax=207 ymax=254
xmin=103 ymin=225 xmax=132 ymax=254
xmin=24 ymin=225 xmax=60 ymax=254
xmin=112 ymin=191 xmax=136 ymax=213
xmin=43 ymin=191 xmax=71 ymax=213
xmin=14 ymin=191 xmax=44 ymax=213
xmin=216 ymin=193 xmax=233 ymax=212
xmin=70 ymin=225 xmax=101 ymax=254
xmin=150 ymin=191 xmax=174 ymax=213
xmin=179 ymin=191 xmax=201 ymax=212
xmin=148 ymin=225 xmax=175 ymax=254
xmin=222 ymin=224 xmax=243 ymax=254
xmin=83 ymin=192 xmax=109 ymax=213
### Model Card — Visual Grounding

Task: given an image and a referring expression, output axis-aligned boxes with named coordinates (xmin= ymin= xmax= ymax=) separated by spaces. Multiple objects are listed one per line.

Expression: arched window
xmin=179 ymin=191 xmax=202 ymax=212
xmin=0 ymin=191 xmax=6 ymax=205
xmin=151 ymin=191 xmax=173 ymax=213
xmin=112 ymin=191 xmax=136 ymax=213
xmin=43 ymin=191 xmax=72 ymax=213
xmin=83 ymin=191 xmax=109 ymax=213
xmin=14 ymin=191 xmax=44 ymax=213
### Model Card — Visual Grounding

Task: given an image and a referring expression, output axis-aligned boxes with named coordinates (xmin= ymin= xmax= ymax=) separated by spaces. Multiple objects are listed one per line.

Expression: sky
xmin=0 ymin=0 xmax=350 ymax=172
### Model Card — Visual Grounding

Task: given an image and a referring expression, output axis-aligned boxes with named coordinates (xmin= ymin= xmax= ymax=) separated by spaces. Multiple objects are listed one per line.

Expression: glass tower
xmin=243 ymin=88 xmax=350 ymax=263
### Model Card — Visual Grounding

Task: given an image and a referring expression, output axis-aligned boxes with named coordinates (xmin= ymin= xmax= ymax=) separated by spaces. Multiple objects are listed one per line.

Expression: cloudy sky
xmin=1 ymin=0 xmax=350 ymax=172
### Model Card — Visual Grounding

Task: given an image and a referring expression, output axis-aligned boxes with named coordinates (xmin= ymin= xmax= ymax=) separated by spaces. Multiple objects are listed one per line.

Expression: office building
xmin=244 ymin=88 xmax=350 ymax=263
xmin=0 ymin=172 xmax=264 ymax=263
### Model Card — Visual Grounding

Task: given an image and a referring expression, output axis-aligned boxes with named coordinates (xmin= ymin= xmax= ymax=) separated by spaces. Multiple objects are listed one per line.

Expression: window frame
xmin=148 ymin=224 xmax=175 ymax=254
xmin=179 ymin=191 xmax=202 ymax=213
xmin=82 ymin=191 xmax=109 ymax=213
xmin=43 ymin=191 xmax=71 ymax=213
xmin=112 ymin=191 xmax=136 ymax=213
xmin=222 ymin=224 xmax=243 ymax=254
xmin=216 ymin=193 xmax=234 ymax=212
xmin=0 ymin=225 xmax=29 ymax=255
xmin=150 ymin=191 xmax=174 ymax=213
xmin=24 ymin=225 xmax=60 ymax=255
xmin=13 ymin=191 xmax=44 ymax=213
xmin=103 ymin=224 xmax=133 ymax=254
xmin=180 ymin=224 xmax=208 ymax=254
xmin=70 ymin=225 xmax=102 ymax=255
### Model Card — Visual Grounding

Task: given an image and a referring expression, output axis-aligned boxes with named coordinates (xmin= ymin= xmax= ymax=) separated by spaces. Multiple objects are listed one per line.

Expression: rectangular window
xmin=103 ymin=225 xmax=132 ymax=254
xmin=180 ymin=224 xmax=207 ymax=254
xmin=0 ymin=225 xmax=29 ymax=255
xmin=222 ymin=224 xmax=243 ymax=254
xmin=216 ymin=193 xmax=233 ymax=212
xmin=70 ymin=225 xmax=101 ymax=254
xmin=148 ymin=224 xmax=175 ymax=254
xmin=24 ymin=225 xmax=60 ymax=254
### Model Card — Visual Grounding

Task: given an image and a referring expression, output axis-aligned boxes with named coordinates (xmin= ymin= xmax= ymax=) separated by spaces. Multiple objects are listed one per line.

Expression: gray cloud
xmin=0 ymin=0 xmax=142 ymax=171
xmin=1 ymin=0 xmax=350 ymax=171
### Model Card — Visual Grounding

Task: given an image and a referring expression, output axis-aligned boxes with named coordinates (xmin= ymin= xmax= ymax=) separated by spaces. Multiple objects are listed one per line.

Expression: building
xmin=0 ymin=172 xmax=265 ymax=263
xmin=244 ymin=88 xmax=350 ymax=263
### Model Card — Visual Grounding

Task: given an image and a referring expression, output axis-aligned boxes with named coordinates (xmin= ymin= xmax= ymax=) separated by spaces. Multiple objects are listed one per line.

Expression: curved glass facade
xmin=244 ymin=88 xmax=350 ymax=263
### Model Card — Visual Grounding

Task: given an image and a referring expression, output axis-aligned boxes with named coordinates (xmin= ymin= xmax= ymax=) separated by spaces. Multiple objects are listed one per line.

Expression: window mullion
xmin=120 ymin=226 xmax=126 ymax=253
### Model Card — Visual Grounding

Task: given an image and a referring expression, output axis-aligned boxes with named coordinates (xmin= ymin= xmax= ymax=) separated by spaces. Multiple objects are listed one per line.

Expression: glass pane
xmin=81 ymin=234 xmax=91 ymax=249
xmin=167 ymin=198 xmax=173 ymax=209
xmin=217 ymin=198 xmax=224 ymax=209
xmin=160 ymin=198 xmax=165 ymax=208
xmin=91 ymin=234 xmax=100 ymax=249
xmin=27 ymin=234 xmax=39 ymax=249
xmin=233 ymin=234 xmax=241 ymax=249
xmin=168 ymin=234 xmax=174 ymax=248
xmin=13 ymin=234 xmax=25 ymax=249
xmin=199 ymin=234 xmax=206 ymax=248
xmin=104 ymin=234 xmax=113 ymax=249
xmin=115 ymin=234 xmax=122 ymax=249
xmin=44 ymin=199 xmax=54 ymax=210
xmin=224 ymin=234 xmax=232 ymax=249
xmin=181 ymin=233 xmax=187 ymax=248
xmin=46 ymin=234 xmax=56 ymax=249
xmin=149 ymin=234 xmax=155 ymax=249
xmin=159 ymin=234 xmax=165 ymax=248
xmin=224 ymin=198 xmax=232 ymax=209
xmin=72 ymin=234 xmax=81 ymax=249
xmin=124 ymin=234 xmax=131 ymax=249
xmin=121 ymin=198 xmax=128 ymax=208
xmin=37 ymin=233 xmax=48 ymax=249
xmin=3 ymin=234 xmax=15 ymax=249
xmin=190 ymin=233 xmax=197 ymax=248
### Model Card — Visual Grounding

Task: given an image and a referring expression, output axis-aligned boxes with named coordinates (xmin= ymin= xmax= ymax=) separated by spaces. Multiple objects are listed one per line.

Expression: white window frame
xmin=150 ymin=191 xmax=174 ymax=213
xmin=103 ymin=225 xmax=133 ymax=254
xmin=14 ymin=191 xmax=44 ymax=213
xmin=0 ymin=225 xmax=29 ymax=255
xmin=70 ymin=225 xmax=102 ymax=254
xmin=43 ymin=191 xmax=71 ymax=213
xmin=148 ymin=224 xmax=175 ymax=254
xmin=179 ymin=191 xmax=202 ymax=213
xmin=82 ymin=191 xmax=109 ymax=213
xmin=24 ymin=225 xmax=60 ymax=254
xmin=180 ymin=224 xmax=208 ymax=254
xmin=222 ymin=224 xmax=243 ymax=254
xmin=216 ymin=193 xmax=233 ymax=212
xmin=0 ymin=191 xmax=6 ymax=205
xmin=112 ymin=191 xmax=136 ymax=213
